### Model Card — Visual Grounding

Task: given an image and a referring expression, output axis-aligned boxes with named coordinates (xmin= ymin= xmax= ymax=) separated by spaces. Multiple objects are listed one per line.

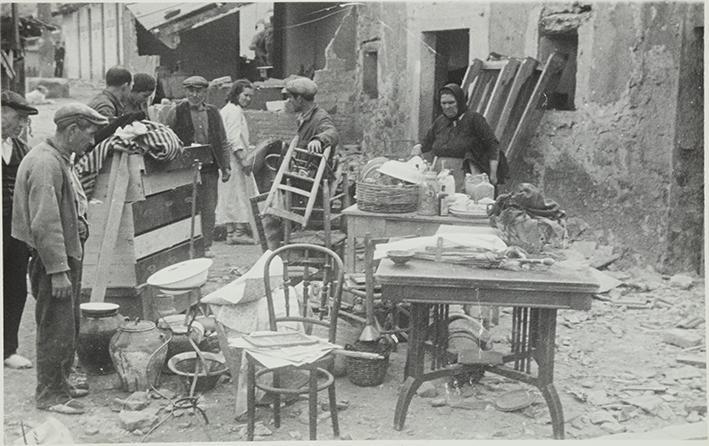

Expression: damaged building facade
xmin=275 ymin=2 xmax=703 ymax=274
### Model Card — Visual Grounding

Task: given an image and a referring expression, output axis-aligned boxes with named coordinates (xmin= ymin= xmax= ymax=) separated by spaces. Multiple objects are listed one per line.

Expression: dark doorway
xmin=538 ymin=31 xmax=578 ymax=110
xmin=419 ymin=28 xmax=470 ymax=138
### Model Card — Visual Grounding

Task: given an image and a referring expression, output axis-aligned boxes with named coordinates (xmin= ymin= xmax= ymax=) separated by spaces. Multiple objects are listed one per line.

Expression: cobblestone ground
xmin=3 ymin=84 xmax=706 ymax=443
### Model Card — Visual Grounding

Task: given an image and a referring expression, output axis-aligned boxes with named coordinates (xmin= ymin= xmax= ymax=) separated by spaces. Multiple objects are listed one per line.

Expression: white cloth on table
xmin=373 ymin=230 xmax=507 ymax=260
xmin=229 ymin=333 xmax=339 ymax=369
xmin=216 ymin=102 xmax=257 ymax=224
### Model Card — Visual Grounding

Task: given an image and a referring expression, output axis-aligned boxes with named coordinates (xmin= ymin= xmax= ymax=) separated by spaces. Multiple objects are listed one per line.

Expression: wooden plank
xmin=461 ymin=59 xmax=483 ymax=101
xmin=134 ymin=217 xmax=202 ymax=259
xmin=84 ymin=202 xmax=135 ymax=258
xmin=506 ymin=52 xmax=567 ymax=160
xmin=135 ymin=238 xmax=205 ymax=284
xmin=499 ymin=69 xmax=540 ymax=151
xmin=483 ymin=59 xmax=520 ymax=130
xmin=142 ymin=144 xmax=213 ymax=175
xmin=90 ymin=151 xmax=130 ymax=303
xmin=141 ymin=168 xmax=194 ymax=196
xmin=474 ymin=71 xmax=498 ymax=114
xmin=495 ymin=57 xmax=538 ymax=140
xmin=81 ymin=261 xmax=137 ymax=289
xmin=132 ymin=184 xmax=194 ymax=235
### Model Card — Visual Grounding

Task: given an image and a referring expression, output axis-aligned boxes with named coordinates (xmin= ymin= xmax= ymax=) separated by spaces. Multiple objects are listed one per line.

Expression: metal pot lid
xmin=120 ymin=320 xmax=156 ymax=333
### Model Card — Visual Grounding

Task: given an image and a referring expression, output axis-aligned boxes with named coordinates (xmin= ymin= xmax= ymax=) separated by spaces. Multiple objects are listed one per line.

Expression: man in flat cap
xmin=12 ymin=103 xmax=108 ymax=414
xmin=2 ymin=90 xmax=38 ymax=370
xmin=166 ymin=75 xmax=231 ymax=257
xmin=281 ymin=76 xmax=338 ymax=156
xmin=88 ymin=66 xmax=133 ymax=119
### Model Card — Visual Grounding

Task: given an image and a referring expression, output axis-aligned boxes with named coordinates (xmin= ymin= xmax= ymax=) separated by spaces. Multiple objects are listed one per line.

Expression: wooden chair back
xmin=262 ymin=243 xmax=345 ymax=343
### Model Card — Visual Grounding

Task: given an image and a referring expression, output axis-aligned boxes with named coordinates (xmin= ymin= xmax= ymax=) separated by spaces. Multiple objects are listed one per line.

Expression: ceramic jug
xmin=109 ymin=320 xmax=171 ymax=392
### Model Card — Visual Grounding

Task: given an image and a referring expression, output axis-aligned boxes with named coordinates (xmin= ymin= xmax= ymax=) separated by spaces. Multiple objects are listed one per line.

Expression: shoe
xmin=68 ymin=388 xmax=89 ymax=398
xmin=203 ymin=249 xmax=215 ymax=258
xmin=4 ymin=354 xmax=32 ymax=369
xmin=43 ymin=399 xmax=86 ymax=415
xmin=230 ymin=235 xmax=254 ymax=245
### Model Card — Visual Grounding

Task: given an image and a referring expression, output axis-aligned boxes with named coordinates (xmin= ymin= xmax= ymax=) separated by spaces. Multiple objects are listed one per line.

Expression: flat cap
xmin=282 ymin=76 xmax=317 ymax=97
xmin=183 ymin=76 xmax=209 ymax=89
xmin=54 ymin=103 xmax=109 ymax=127
xmin=1 ymin=90 xmax=39 ymax=115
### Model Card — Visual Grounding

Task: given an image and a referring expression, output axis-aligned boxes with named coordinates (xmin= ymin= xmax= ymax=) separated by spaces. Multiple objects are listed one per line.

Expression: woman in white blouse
xmin=217 ymin=79 xmax=257 ymax=244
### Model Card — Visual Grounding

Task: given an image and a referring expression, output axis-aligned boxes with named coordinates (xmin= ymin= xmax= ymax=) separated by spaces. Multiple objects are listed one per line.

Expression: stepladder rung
xmin=292 ymin=147 xmax=325 ymax=157
xmin=283 ymin=172 xmax=315 ymax=182
xmin=277 ymin=184 xmax=313 ymax=197
xmin=263 ymin=205 xmax=306 ymax=225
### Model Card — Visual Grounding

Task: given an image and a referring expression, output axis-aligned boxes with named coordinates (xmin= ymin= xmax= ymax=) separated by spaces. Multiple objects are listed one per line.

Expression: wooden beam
xmin=461 ymin=59 xmax=483 ymax=102
xmin=483 ymin=59 xmax=520 ymax=130
xmin=505 ymin=52 xmax=567 ymax=161
xmin=90 ymin=151 xmax=130 ymax=302
xmin=495 ymin=57 xmax=538 ymax=141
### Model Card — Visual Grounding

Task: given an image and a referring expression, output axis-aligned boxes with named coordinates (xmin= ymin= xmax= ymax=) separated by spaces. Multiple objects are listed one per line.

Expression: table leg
xmin=393 ymin=376 xmax=424 ymax=430
xmin=347 ymin=226 xmax=356 ymax=272
xmin=395 ymin=303 xmax=428 ymax=430
xmin=534 ymin=308 xmax=564 ymax=439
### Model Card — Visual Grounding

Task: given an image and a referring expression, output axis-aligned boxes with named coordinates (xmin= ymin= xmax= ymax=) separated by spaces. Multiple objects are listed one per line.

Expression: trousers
xmin=199 ymin=168 xmax=219 ymax=249
xmin=30 ymin=250 xmax=82 ymax=408
xmin=3 ymin=214 xmax=30 ymax=358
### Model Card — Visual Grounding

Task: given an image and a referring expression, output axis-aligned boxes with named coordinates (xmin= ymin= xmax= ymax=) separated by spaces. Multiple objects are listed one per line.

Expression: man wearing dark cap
xmin=281 ymin=76 xmax=338 ymax=155
xmin=124 ymin=73 xmax=156 ymax=115
xmin=2 ymin=90 xmax=38 ymax=369
xmin=88 ymin=66 xmax=133 ymax=119
xmin=12 ymin=103 xmax=108 ymax=414
xmin=166 ymin=75 xmax=231 ymax=257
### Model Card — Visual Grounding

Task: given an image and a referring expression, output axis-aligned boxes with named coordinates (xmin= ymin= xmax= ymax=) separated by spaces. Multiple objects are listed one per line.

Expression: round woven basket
xmin=345 ymin=339 xmax=392 ymax=387
xmin=356 ymin=181 xmax=418 ymax=213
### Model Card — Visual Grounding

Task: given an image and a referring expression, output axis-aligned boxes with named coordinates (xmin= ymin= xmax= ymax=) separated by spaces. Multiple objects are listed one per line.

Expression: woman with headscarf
xmin=216 ymin=79 xmax=258 ymax=244
xmin=412 ymin=83 xmax=507 ymax=192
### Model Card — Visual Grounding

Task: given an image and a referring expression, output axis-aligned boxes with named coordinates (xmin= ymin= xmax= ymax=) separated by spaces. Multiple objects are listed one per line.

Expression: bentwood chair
xmin=245 ymin=243 xmax=344 ymax=440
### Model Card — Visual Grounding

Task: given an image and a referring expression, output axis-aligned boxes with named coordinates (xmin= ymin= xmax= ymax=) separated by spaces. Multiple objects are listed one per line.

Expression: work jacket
xmin=12 ymin=141 xmax=83 ymax=275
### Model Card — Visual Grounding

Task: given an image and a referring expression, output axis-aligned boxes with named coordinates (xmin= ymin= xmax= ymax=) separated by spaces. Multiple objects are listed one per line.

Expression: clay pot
xmin=109 ymin=320 xmax=171 ymax=392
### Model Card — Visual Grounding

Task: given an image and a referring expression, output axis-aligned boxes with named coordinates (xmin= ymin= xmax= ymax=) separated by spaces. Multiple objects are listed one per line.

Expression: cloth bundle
xmin=75 ymin=120 xmax=183 ymax=198
xmin=487 ymin=183 xmax=567 ymax=253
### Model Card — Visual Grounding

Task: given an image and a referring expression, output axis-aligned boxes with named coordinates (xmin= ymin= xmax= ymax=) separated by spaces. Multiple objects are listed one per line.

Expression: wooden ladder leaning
xmin=261 ymin=136 xmax=332 ymax=229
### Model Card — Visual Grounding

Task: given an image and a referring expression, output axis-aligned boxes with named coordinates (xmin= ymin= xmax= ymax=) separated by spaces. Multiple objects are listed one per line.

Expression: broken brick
xmin=661 ymin=329 xmax=702 ymax=348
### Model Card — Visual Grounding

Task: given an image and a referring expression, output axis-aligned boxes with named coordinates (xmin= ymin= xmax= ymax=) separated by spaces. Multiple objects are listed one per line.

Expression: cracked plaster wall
xmin=490 ymin=2 xmax=703 ymax=273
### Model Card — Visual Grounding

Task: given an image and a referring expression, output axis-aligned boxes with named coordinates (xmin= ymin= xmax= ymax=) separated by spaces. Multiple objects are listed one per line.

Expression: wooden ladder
xmin=262 ymin=136 xmax=332 ymax=228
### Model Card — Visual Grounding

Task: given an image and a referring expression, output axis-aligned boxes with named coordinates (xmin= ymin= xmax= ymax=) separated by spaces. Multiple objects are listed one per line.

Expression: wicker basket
xmin=344 ymin=339 xmax=392 ymax=387
xmin=356 ymin=181 xmax=418 ymax=213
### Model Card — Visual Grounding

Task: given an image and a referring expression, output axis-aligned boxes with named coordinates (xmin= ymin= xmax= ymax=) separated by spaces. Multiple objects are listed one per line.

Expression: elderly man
xmin=12 ymin=103 xmax=108 ymax=414
xmin=2 ymin=91 xmax=38 ymax=369
xmin=167 ymin=76 xmax=231 ymax=257
xmin=88 ymin=66 xmax=132 ymax=119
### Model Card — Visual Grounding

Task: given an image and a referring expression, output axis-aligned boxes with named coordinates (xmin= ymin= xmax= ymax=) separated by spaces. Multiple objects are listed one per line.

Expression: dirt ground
xmin=3 ymin=83 xmax=706 ymax=443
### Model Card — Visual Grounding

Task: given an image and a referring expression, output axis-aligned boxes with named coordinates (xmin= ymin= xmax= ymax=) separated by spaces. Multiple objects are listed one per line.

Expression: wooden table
xmin=342 ymin=204 xmax=488 ymax=271
xmin=375 ymin=259 xmax=597 ymax=439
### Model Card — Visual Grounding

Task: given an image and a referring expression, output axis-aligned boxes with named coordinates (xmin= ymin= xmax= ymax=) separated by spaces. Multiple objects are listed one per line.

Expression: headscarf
xmin=439 ymin=83 xmax=467 ymax=120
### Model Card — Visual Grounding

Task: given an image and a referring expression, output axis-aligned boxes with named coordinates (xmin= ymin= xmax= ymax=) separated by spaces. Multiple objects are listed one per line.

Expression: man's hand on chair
xmin=307 ymin=139 xmax=323 ymax=154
